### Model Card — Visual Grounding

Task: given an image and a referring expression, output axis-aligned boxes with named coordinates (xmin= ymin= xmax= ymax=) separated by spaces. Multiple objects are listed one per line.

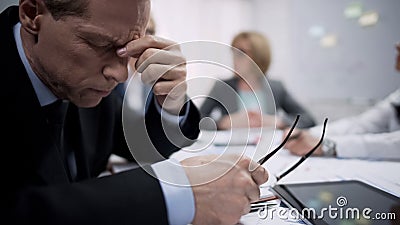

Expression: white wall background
xmin=0 ymin=0 xmax=17 ymax=11
xmin=150 ymin=0 xmax=253 ymax=45
xmin=251 ymin=0 xmax=400 ymax=121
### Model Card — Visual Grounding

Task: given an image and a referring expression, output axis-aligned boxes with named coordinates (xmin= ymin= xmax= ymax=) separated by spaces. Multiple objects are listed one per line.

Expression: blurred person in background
xmin=284 ymin=43 xmax=400 ymax=161
xmin=200 ymin=31 xmax=316 ymax=130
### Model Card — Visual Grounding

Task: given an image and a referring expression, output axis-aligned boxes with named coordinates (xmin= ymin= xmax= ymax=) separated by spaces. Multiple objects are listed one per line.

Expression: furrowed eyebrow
xmin=79 ymin=32 xmax=114 ymax=44
xmin=77 ymin=29 xmax=128 ymax=47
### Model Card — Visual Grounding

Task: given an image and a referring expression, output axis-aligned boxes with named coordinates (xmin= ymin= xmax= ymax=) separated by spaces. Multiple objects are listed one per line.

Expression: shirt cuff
xmin=329 ymin=135 xmax=369 ymax=159
xmin=153 ymin=94 xmax=189 ymax=125
xmin=151 ymin=159 xmax=195 ymax=225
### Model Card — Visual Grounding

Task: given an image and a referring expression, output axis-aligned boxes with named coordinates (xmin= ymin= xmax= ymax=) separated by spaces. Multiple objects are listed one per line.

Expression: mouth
xmin=90 ymin=88 xmax=113 ymax=97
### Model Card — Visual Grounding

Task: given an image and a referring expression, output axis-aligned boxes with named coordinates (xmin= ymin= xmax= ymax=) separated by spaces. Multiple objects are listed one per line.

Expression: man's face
xmin=31 ymin=0 xmax=150 ymax=107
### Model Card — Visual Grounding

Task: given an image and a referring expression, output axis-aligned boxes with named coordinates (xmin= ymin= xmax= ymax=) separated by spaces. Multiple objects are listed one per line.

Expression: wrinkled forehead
xmin=84 ymin=0 xmax=151 ymax=43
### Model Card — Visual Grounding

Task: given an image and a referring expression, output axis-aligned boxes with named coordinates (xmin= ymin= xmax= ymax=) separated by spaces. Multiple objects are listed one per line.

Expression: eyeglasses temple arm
xmin=275 ymin=118 xmax=328 ymax=181
xmin=258 ymin=115 xmax=300 ymax=165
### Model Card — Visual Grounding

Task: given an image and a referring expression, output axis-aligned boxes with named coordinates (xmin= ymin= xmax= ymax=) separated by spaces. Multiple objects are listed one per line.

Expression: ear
xmin=19 ymin=0 xmax=48 ymax=35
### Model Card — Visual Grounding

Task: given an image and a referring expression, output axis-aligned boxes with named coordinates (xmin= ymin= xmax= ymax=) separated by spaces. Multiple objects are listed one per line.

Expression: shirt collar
xmin=13 ymin=22 xmax=58 ymax=107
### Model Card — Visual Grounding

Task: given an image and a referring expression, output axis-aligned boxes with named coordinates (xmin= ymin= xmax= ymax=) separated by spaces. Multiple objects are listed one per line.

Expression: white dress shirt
xmin=310 ymin=88 xmax=400 ymax=160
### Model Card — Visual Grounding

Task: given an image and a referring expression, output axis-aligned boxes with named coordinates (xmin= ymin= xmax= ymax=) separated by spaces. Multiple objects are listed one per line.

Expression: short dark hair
xmin=43 ymin=0 xmax=90 ymax=20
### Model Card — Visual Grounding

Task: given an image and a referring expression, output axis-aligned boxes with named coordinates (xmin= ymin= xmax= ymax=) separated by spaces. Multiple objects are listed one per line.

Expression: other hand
xmin=283 ymin=129 xmax=323 ymax=156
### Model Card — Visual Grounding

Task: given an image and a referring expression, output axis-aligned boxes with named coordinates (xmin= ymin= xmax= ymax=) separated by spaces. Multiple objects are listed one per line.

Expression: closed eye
xmin=88 ymin=42 xmax=116 ymax=55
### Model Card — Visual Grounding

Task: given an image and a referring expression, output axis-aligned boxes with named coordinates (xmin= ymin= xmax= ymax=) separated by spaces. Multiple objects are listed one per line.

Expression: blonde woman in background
xmin=200 ymin=31 xmax=316 ymax=130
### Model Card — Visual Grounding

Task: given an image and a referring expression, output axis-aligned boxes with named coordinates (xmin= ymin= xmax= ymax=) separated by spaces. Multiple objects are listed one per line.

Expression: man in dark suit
xmin=1 ymin=0 xmax=268 ymax=224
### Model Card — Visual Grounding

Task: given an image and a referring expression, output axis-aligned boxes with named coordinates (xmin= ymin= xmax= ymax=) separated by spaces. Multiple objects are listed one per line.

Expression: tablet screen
xmin=272 ymin=180 xmax=400 ymax=225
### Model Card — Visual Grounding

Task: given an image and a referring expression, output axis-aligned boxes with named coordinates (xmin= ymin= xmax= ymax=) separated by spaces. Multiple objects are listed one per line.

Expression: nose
xmin=102 ymin=56 xmax=129 ymax=83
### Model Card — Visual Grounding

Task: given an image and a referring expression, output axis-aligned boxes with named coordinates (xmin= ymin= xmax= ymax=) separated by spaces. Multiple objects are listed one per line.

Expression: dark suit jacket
xmin=200 ymin=77 xmax=316 ymax=128
xmin=1 ymin=6 xmax=200 ymax=225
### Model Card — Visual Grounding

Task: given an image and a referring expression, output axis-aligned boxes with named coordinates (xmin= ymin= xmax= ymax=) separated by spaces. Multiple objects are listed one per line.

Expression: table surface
xmin=170 ymin=128 xmax=400 ymax=224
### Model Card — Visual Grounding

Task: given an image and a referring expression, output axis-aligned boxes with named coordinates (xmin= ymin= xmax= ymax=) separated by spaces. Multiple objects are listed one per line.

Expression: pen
xmin=250 ymin=196 xmax=280 ymax=213
xmin=251 ymin=195 xmax=279 ymax=204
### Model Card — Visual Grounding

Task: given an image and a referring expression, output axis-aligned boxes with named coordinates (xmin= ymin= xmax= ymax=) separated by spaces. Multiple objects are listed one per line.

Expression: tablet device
xmin=271 ymin=180 xmax=400 ymax=225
